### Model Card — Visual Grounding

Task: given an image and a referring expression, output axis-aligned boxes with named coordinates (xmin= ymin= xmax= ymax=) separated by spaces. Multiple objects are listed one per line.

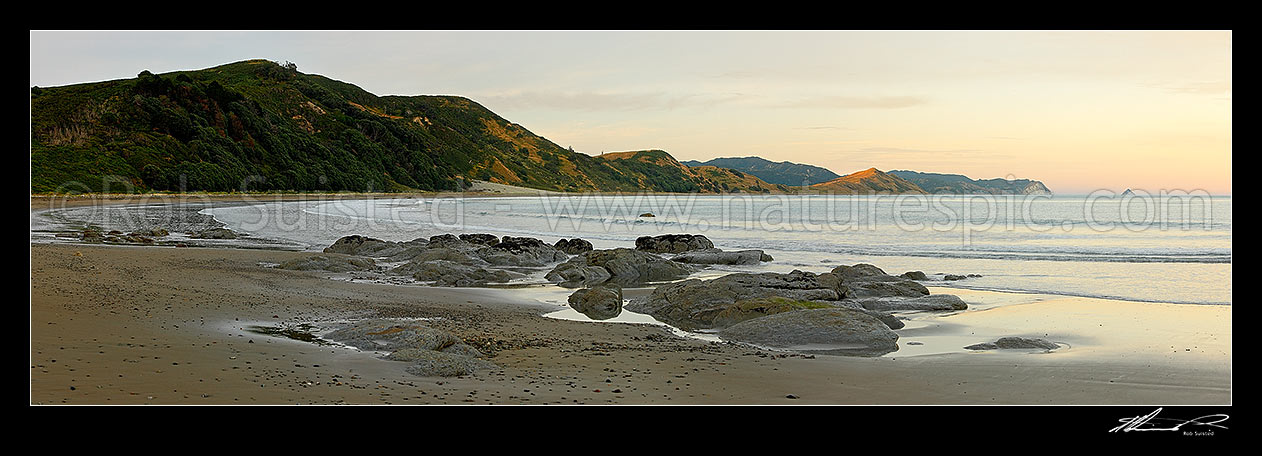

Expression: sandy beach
xmin=30 ymin=196 xmax=1232 ymax=406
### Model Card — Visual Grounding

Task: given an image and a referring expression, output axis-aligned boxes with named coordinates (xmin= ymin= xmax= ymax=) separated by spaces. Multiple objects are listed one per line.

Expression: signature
xmin=1109 ymin=408 xmax=1229 ymax=433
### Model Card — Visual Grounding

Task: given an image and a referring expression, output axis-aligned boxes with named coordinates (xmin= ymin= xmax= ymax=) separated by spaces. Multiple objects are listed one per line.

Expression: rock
xmin=398 ymin=350 xmax=498 ymax=377
xmin=192 ymin=228 xmax=238 ymax=239
xmin=900 ymin=271 xmax=928 ymax=280
xmin=477 ymin=236 xmax=568 ymax=267
xmin=554 ymin=238 xmax=594 ymax=255
xmin=544 ymin=258 xmax=614 ymax=287
xmin=670 ymin=248 xmax=770 ymax=265
xmin=943 ymin=274 xmax=966 ymax=281
xmin=627 ymin=270 xmax=846 ymax=331
xmin=410 ymin=260 xmax=521 ymax=287
xmin=324 ymin=235 xmax=426 ymax=258
xmin=389 ymin=248 xmax=487 ymax=275
xmin=846 ymin=280 xmax=929 ymax=298
xmin=831 ymin=264 xmax=895 ymax=281
xmin=718 ymin=308 xmax=900 ymax=357
xmin=458 ymin=233 xmax=499 ymax=246
xmin=128 ymin=228 xmax=168 ymax=238
xmin=567 ymin=285 xmax=624 ymax=320
xmin=852 ymin=294 xmax=968 ymax=312
xmin=639 ymin=213 xmax=656 ymax=217
xmin=426 ymin=234 xmax=469 ymax=249
xmin=761 ymin=252 xmax=774 ymax=262
xmin=710 ymin=296 xmax=835 ymax=329
xmin=548 ymin=248 xmax=694 ymax=287
xmin=324 ymin=320 xmax=462 ymax=352
xmin=831 ymin=264 xmax=929 ymax=298
xmin=965 ymin=337 xmax=1059 ymax=351
xmin=634 ymin=234 xmax=714 ymax=254
xmin=323 ymin=320 xmax=496 ymax=377
xmin=277 ymin=255 xmax=378 ymax=273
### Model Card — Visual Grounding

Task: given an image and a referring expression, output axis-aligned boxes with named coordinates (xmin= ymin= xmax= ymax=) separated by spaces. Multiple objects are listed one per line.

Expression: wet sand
xmin=30 ymin=196 xmax=1232 ymax=406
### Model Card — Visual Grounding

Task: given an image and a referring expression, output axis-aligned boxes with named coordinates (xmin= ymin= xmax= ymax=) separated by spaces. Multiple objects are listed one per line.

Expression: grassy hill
xmin=681 ymin=156 xmax=840 ymax=186
xmin=808 ymin=168 xmax=927 ymax=194
xmin=30 ymin=60 xmax=777 ymax=194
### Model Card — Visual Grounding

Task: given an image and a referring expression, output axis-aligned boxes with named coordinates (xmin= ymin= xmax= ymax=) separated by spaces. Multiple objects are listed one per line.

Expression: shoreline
xmin=30 ymin=197 xmax=1232 ymax=405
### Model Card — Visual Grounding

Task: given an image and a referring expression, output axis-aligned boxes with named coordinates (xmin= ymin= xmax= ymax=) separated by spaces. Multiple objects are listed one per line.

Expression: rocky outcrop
xmin=567 ymin=284 xmax=623 ymax=320
xmin=277 ymin=255 xmax=379 ymax=273
xmin=323 ymin=320 xmax=495 ymax=377
xmin=476 ymin=236 xmax=568 ymax=267
xmin=410 ymin=260 xmax=522 ymax=287
xmin=544 ymin=259 xmax=614 ymax=287
xmin=554 ymin=238 xmax=594 ymax=255
xmin=192 ymin=227 xmax=239 ymax=239
xmin=670 ymin=248 xmax=771 ymax=265
xmin=323 ymin=235 xmax=428 ymax=259
xmin=459 ymin=233 xmax=499 ymax=246
xmin=634 ymin=234 xmax=714 ymax=254
xmin=852 ymin=294 xmax=968 ymax=312
xmin=831 ymin=263 xmax=929 ymax=298
xmin=899 ymin=271 xmax=927 ymax=280
xmin=547 ymin=248 xmax=694 ymax=287
xmin=965 ymin=337 xmax=1060 ymax=351
xmin=718 ymin=308 xmax=900 ymax=357
xmin=626 ymin=270 xmax=846 ymax=331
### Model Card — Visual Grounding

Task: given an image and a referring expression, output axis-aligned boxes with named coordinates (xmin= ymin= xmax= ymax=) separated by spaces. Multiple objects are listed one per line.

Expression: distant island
xmin=30 ymin=59 xmax=1050 ymax=196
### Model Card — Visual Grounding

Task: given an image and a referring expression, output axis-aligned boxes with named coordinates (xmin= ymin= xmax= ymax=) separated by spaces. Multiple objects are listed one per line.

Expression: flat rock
xmin=627 ymin=270 xmax=846 ymax=331
xmin=852 ymin=294 xmax=968 ymax=312
xmin=277 ymin=255 xmax=378 ymax=273
xmin=634 ymin=234 xmax=714 ymax=254
xmin=718 ymin=308 xmax=900 ymax=357
xmin=670 ymin=248 xmax=771 ymax=265
xmin=410 ymin=260 xmax=522 ymax=287
xmin=965 ymin=337 xmax=1060 ymax=351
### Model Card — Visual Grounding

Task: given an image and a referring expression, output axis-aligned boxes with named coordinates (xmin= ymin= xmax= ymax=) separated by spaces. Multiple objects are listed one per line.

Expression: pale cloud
xmin=770 ymin=95 xmax=928 ymax=109
xmin=1144 ymin=81 xmax=1232 ymax=97
xmin=475 ymin=90 xmax=749 ymax=112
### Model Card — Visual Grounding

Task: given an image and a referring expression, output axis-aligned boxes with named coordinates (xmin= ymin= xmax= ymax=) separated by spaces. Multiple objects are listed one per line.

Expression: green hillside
xmin=30 ymin=60 xmax=778 ymax=194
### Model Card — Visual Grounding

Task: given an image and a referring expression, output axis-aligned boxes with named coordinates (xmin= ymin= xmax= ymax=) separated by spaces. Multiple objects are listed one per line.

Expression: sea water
xmin=35 ymin=192 xmax=1231 ymax=305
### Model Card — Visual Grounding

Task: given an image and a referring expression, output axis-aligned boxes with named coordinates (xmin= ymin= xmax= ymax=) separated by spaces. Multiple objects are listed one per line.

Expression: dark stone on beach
xmin=324 ymin=235 xmax=430 ymax=260
xmin=568 ymin=284 xmax=624 ymax=320
xmin=478 ymin=236 xmax=568 ymax=267
xmin=427 ymin=234 xmax=467 ymax=249
xmin=943 ymin=274 xmax=966 ymax=281
xmin=830 ymin=264 xmax=929 ymax=298
xmin=459 ymin=233 xmax=500 ymax=246
xmin=410 ymin=260 xmax=521 ymax=287
xmin=399 ymin=350 xmax=498 ymax=377
xmin=544 ymin=259 xmax=614 ymax=287
xmin=852 ymin=294 xmax=968 ymax=312
xmin=635 ymin=234 xmax=714 ymax=254
xmin=900 ymin=271 xmax=928 ymax=280
xmin=324 ymin=320 xmax=496 ymax=377
xmin=670 ymin=248 xmax=770 ymax=265
xmin=639 ymin=213 xmax=655 ymax=218
xmin=554 ymin=238 xmax=594 ymax=255
xmin=718 ymin=308 xmax=900 ymax=357
xmin=628 ymin=270 xmax=846 ymax=331
xmin=192 ymin=228 xmax=239 ymax=239
xmin=965 ymin=337 xmax=1059 ymax=351
xmin=548 ymin=248 xmax=694 ymax=287
xmin=277 ymin=255 xmax=379 ymax=273
xmin=128 ymin=228 xmax=168 ymax=238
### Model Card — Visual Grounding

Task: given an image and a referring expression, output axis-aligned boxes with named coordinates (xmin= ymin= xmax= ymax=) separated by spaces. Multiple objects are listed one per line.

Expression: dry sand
xmin=29 ymin=196 xmax=1232 ymax=406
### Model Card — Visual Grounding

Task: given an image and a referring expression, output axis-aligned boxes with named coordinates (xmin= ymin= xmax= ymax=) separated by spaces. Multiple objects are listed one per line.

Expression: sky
xmin=30 ymin=30 xmax=1232 ymax=194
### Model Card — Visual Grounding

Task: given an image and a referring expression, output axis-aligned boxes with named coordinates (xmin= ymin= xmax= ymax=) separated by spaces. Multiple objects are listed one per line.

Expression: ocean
xmin=34 ymin=192 xmax=1232 ymax=306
